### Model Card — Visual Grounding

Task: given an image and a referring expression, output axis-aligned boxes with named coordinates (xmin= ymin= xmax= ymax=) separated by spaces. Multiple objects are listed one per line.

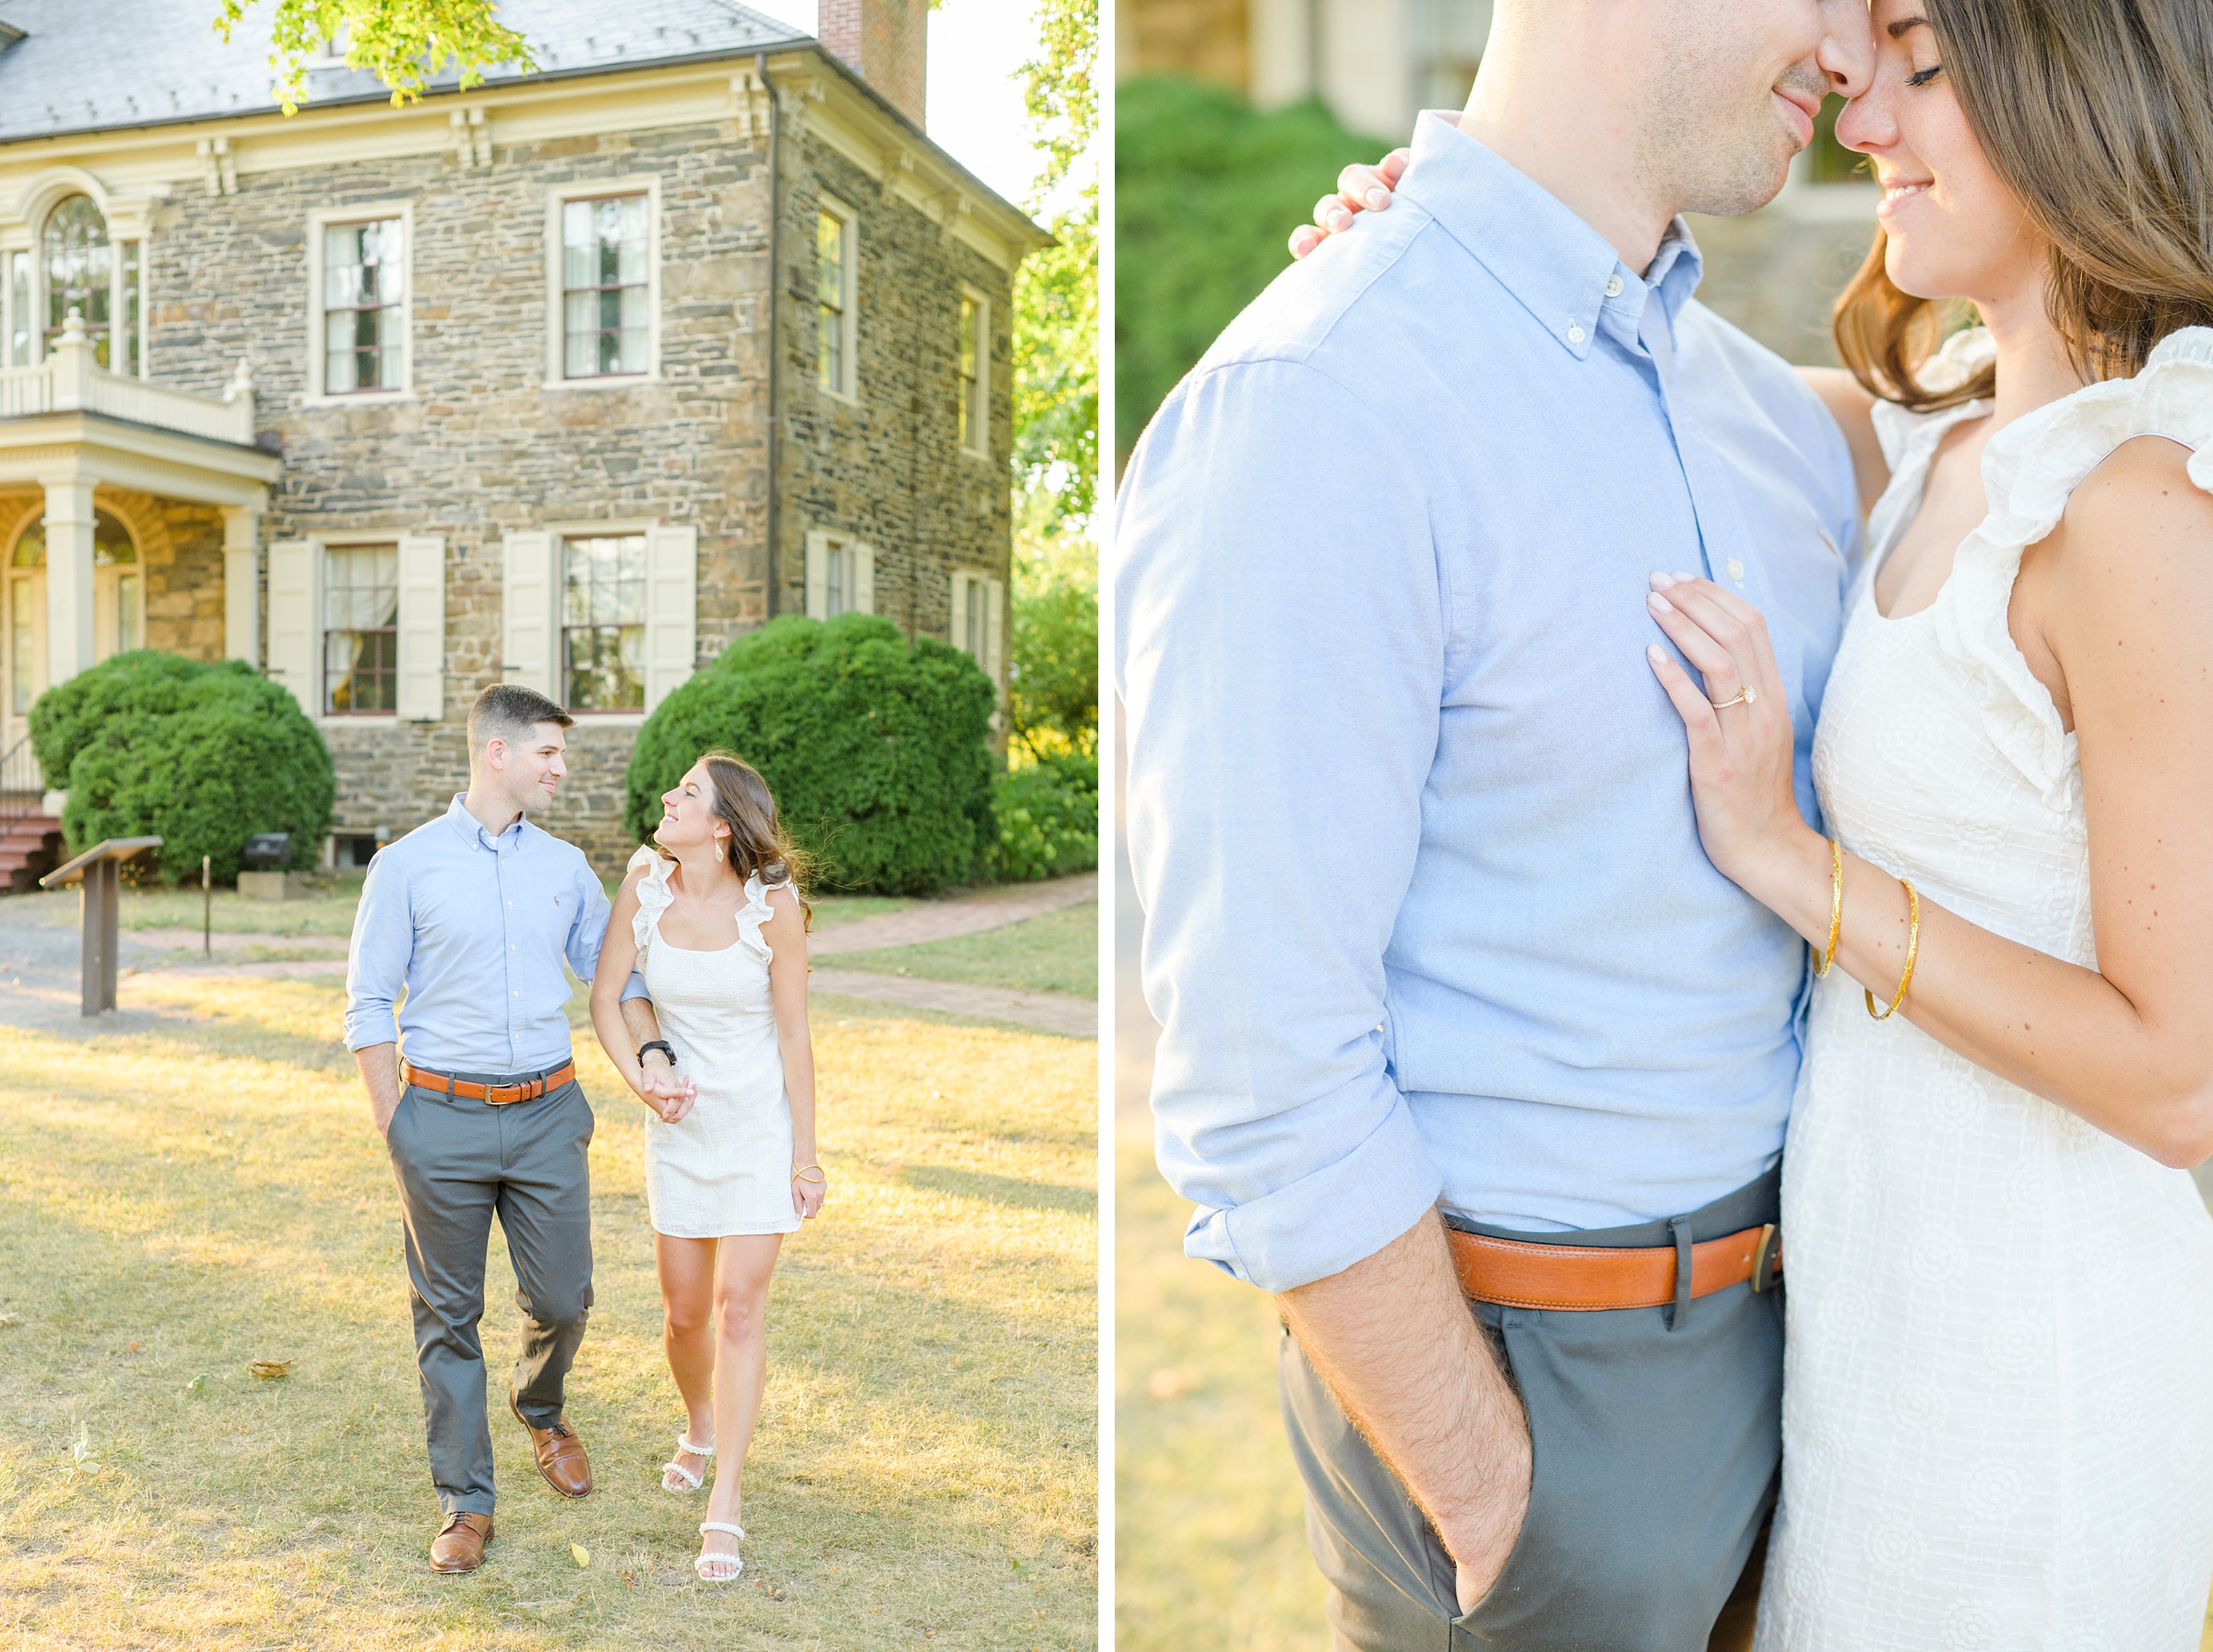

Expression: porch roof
xmin=0 ymin=352 xmax=276 ymax=508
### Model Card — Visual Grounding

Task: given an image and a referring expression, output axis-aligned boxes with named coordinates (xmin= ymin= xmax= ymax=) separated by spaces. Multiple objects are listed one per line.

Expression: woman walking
xmin=589 ymin=749 xmax=828 ymax=1583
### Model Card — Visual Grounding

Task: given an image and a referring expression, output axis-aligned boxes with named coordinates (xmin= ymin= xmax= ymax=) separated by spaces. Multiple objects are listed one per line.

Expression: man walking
xmin=1118 ymin=3 xmax=1872 ymax=1646
xmin=346 ymin=682 xmax=668 ymax=1574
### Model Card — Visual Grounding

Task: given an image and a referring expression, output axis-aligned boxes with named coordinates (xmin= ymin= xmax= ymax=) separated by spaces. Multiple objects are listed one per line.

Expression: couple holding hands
xmin=344 ymin=682 xmax=825 ymax=1583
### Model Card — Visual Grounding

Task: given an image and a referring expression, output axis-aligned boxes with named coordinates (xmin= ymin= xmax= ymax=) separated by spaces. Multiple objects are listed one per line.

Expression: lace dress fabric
xmin=1755 ymin=328 xmax=2213 ymax=1649
xmin=629 ymin=845 xmax=800 ymax=1239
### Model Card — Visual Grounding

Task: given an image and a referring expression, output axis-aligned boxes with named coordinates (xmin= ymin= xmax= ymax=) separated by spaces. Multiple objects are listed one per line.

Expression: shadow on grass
xmin=896 ymin=1163 xmax=1097 ymax=1216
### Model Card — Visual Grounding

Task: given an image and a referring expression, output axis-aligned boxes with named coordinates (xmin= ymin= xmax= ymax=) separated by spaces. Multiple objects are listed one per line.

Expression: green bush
xmin=989 ymin=752 xmax=1098 ymax=883
xmin=624 ymin=612 xmax=997 ymax=895
xmin=32 ymin=652 xmax=335 ymax=884
xmin=1011 ymin=551 xmax=1098 ymax=761
xmin=1117 ymin=76 xmax=1390 ymax=458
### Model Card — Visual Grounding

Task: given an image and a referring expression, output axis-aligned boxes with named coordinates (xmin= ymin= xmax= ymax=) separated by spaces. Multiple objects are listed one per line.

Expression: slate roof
xmin=0 ymin=0 xmax=809 ymax=145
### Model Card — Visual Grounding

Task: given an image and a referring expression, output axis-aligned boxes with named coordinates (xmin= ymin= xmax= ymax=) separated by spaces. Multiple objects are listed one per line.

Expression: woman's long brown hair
xmin=661 ymin=748 xmax=813 ymax=927
xmin=1834 ymin=0 xmax=2213 ymax=409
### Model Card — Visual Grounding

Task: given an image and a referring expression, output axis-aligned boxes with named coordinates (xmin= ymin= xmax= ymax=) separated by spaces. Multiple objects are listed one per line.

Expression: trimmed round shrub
xmin=31 ymin=652 xmax=335 ymax=884
xmin=989 ymin=753 xmax=1098 ymax=882
xmin=624 ymin=612 xmax=996 ymax=895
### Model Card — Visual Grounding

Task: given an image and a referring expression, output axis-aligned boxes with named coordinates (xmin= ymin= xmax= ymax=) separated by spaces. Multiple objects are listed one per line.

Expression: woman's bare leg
xmin=656 ymin=1233 xmax=719 ymax=1488
xmin=699 ymin=1233 xmax=783 ymax=1564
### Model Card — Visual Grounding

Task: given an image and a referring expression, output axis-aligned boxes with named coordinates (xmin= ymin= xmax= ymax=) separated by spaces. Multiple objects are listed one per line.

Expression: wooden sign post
xmin=41 ymin=836 xmax=162 ymax=1016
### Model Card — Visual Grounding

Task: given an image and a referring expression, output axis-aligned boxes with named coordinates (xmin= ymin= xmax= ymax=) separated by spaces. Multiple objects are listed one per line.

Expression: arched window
xmin=42 ymin=195 xmax=112 ymax=367
xmin=6 ymin=509 xmax=143 ymax=714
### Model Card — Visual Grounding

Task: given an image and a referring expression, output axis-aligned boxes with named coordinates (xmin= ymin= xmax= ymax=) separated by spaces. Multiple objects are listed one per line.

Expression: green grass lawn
xmin=1116 ymin=1115 xmax=1323 ymax=1651
xmin=836 ymin=905 xmax=1096 ymax=998
xmin=0 ymin=975 xmax=1095 ymax=1650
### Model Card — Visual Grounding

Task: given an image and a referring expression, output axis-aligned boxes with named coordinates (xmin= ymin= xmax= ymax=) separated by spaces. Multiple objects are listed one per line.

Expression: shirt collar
xmin=444 ymin=794 xmax=527 ymax=853
xmin=1395 ymin=112 xmax=1705 ymax=361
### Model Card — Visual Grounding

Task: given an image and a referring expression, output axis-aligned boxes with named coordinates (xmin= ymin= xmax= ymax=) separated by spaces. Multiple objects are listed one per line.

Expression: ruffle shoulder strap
xmin=628 ymin=844 xmax=674 ymax=953
xmin=1932 ymin=324 xmax=2213 ymax=802
xmin=735 ymin=872 xmax=775 ymax=965
xmin=1867 ymin=325 xmax=1996 ymax=475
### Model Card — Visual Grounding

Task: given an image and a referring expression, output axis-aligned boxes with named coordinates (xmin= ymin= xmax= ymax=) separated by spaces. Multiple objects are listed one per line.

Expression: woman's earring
xmin=715 ymin=841 xmax=725 ymax=863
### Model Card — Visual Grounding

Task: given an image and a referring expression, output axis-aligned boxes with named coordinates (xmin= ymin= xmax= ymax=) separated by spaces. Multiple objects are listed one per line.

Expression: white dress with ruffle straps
xmin=1757 ymin=329 xmax=2213 ymax=1649
xmin=626 ymin=844 xmax=799 ymax=1238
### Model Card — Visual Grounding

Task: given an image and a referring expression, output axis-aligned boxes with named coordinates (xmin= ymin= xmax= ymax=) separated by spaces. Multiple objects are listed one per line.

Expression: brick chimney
xmin=818 ymin=0 xmax=929 ymax=126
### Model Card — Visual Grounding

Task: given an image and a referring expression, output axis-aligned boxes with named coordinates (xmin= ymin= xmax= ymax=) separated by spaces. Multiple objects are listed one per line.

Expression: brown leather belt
xmin=1447 ymin=1221 xmax=1781 ymax=1312
xmin=401 ymin=1060 xmax=576 ymax=1106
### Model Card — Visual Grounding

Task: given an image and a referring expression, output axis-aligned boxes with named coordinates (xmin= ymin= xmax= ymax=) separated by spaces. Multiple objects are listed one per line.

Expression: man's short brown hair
xmin=468 ymin=682 xmax=573 ymax=758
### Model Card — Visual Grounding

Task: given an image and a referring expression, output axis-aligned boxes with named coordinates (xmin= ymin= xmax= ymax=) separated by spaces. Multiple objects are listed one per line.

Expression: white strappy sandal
xmin=694 ymin=1520 xmax=744 ymax=1583
xmin=661 ymin=1434 xmax=714 ymax=1494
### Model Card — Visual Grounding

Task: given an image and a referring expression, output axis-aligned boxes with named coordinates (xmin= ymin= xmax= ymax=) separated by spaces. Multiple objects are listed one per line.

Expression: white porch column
xmin=39 ymin=474 xmax=97 ymax=684
xmin=220 ymin=505 xmax=261 ymax=666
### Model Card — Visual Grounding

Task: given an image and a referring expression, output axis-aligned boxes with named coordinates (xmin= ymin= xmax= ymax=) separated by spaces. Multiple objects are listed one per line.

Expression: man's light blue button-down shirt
xmin=344 ymin=795 xmax=643 ymax=1074
xmin=1115 ymin=114 xmax=1864 ymax=1292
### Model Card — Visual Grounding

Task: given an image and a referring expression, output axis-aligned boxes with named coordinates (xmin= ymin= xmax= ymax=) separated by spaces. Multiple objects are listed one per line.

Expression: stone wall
xmin=777 ymin=126 xmax=1016 ymax=666
xmin=109 ymin=92 xmax=1018 ymax=876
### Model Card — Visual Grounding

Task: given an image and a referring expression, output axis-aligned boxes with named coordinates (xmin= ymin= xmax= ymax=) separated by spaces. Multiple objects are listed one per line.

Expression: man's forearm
xmin=1277 ymin=1210 xmax=1531 ymax=1608
xmin=619 ymin=995 xmax=662 ymax=1047
xmin=356 ymin=1042 xmax=402 ymax=1138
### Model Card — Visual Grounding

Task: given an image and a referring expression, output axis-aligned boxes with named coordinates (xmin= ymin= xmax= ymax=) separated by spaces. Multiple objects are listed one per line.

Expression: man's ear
xmin=481 ymin=738 xmax=505 ymax=773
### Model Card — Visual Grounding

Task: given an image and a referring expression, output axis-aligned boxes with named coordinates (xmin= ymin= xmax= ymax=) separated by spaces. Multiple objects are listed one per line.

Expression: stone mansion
xmin=0 ymin=0 xmax=1047 ymax=869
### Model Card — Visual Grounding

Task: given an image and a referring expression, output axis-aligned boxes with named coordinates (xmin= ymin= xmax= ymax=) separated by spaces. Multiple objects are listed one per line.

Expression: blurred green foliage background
xmin=1115 ymin=76 xmax=1388 ymax=464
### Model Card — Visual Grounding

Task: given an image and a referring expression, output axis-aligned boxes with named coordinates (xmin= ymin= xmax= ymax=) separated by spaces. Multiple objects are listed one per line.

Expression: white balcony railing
xmin=0 ymin=310 xmax=255 ymax=446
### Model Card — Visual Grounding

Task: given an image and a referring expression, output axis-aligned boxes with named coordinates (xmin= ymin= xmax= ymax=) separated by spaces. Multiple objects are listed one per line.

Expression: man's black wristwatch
xmin=636 ymin=1040 xmax=677 ymax=1068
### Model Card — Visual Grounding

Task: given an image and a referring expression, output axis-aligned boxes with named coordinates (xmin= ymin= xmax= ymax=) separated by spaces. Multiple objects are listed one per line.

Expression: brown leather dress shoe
xmin=430 ymin=1511 xmax=493 ymax=1573
xmin=509 ymin=1386 xmax=593 ymax=1497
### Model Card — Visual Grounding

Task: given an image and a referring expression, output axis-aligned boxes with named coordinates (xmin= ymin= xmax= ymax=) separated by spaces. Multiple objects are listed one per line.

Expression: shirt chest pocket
xmin=502 ymin=881 xmax=577 ymax=964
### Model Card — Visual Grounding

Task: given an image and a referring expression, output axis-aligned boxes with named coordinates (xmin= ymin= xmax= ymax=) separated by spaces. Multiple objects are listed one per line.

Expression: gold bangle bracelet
xmin=1865 ymin=877 xmax=1920 ymax=1021
xmin=1814 ymin=837 xmax=1842 ymax=979
xmin=791 ymin=1164 xmax=826 ymax=1184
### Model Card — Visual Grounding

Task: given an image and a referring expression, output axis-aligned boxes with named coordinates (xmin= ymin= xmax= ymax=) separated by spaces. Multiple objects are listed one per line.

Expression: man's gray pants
xmin=1279 ymin=1167 xmax=1783 ymax=1652
xmin=385 ymin=1072 xmax=596 ymax=1516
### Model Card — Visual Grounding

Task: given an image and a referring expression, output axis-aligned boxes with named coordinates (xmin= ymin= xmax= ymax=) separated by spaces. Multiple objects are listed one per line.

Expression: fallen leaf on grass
xmin=248 ymin=1360 xmax=290 ymax=1380
xmin=0 ymin=1313 xmax=18 ymax=1328
xmin=183 ymin=1375 xmax=207 ymax=1394
xmin=571 ymin=1542 xmax=589 ymax=1568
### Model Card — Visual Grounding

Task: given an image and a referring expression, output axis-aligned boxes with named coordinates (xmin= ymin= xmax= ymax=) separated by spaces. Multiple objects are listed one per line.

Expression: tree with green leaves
xmin=214 ymin=0 xmax=532 ymax=113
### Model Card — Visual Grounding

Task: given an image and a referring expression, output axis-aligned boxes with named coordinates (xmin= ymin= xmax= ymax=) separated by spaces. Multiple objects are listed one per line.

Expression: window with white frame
xmin=562 ymin=532 xmax=647 ymax=711
xmin=1 ymin=195 xmax=147 ymax=374
xmin=804 ymin=530 xmax=872 ymax=620
xmin=561 ymin=194 xmax=651 ymax=378
xmin=948 ymin=568 xmax=1004 ymax=688
xmin=815 ymin=201 xmax=856 ymax=399
xmin=323 ymin=541 xmax=398 ymax=714
xmin=322 ymin=218 xmax=405 ymax=393
xmin=499 ymin=524 xmax=696 ymax=715
xmin=267 ymin=535 xmax=445 ymax=724
xmin=958 ymin=291 xmax=988 ymax=455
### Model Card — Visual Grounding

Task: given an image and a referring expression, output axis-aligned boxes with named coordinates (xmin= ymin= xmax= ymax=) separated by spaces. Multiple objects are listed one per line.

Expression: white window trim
xmin=2 ymin=204 xmax=150 ymax=377
xmin=804 ymin=527 xmax=873 ymax=620
xmin=543 ymin=175 xmax=663 ymax=391
xmin=815 ymin=195 xmax=858 ymax=406
xmin=304 ymin=201 xmax=415 ymax=406
xmin=505 ymin=516 xmax=670 ymax=727
xmin=306 ymin=528 xmax=409 ymax=725
xmin=958 ymin=285 xmax=990 ymax=460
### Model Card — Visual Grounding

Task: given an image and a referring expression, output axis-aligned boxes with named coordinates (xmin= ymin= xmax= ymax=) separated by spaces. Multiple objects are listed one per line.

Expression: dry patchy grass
xmin=1114 ymin=1117 xmax=1322 ymax=1652
xmin=835 ymin=907 xmax=1097 ymax=999
xmin=0 ymin=976 xmax=1095 ymax=1651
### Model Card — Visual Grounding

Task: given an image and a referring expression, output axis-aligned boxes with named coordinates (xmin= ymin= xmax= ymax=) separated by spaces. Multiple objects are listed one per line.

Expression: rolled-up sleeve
xmin=1116 ymin=357 xmax=1448 ymax=1292
xmin=344 ymin=852 xmax=409 ymax=1051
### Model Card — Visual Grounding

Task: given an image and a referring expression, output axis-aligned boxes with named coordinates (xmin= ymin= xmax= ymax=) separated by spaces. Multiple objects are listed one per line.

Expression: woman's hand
xmin=791 ymin=1162 xmax=827 ymax=1221
xmin=1642 ymin=572 xmax=1821 ymax=901
xmin=1288 ymin=149 xmax=1410 ymax=259
xmin=635 ymin=1056 xmax=697 ymax=1124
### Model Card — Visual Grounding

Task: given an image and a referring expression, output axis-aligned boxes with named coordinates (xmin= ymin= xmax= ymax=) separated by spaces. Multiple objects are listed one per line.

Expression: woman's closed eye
xmin=1907 ymin=64 xmax=1944 ymax=88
